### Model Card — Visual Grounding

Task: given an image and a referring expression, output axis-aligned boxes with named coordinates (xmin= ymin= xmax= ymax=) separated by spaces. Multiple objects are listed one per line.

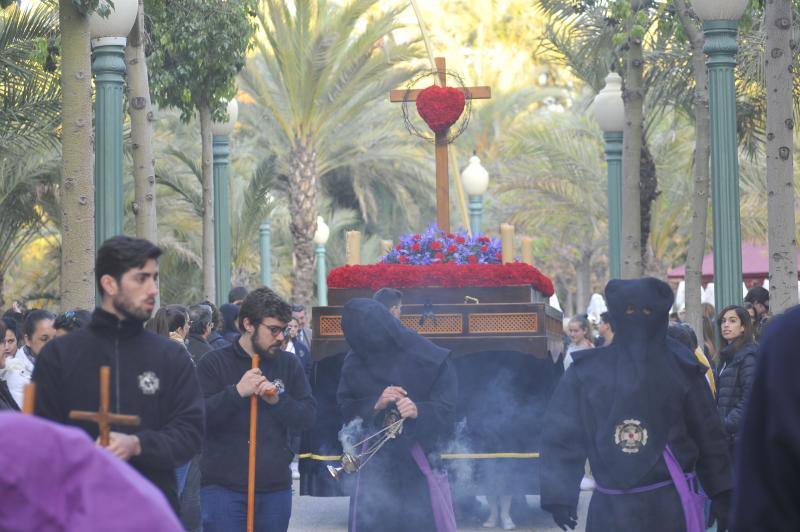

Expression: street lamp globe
xmin=313 ymin=216 xmax=330 ymax=245
xmin=593 ymin=72 xmax=625 ymax=133
xmin=461 ymin=155 xmax=490 ymax=196
xmin=211 ymin=99 xmax=240 ymax=136
xmin=690 ymin=0 xmax=747 ymax=21
xmin=88 ymin=0 xmax=138 ymax=40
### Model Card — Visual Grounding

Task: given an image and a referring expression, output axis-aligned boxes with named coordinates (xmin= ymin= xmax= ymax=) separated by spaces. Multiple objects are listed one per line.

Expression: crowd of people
xmin=0 ymin=234 xmax=797 ymax=532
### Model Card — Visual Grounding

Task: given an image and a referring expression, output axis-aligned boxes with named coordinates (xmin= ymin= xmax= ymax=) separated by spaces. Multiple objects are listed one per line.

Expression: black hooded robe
xmin=337 ymin=299 xmax=458 ymax=532
xmin=540 ymin=278 xmax=733 ymax=531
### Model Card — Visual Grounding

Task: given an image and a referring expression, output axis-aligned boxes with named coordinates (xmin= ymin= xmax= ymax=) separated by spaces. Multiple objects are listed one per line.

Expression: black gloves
xmin=709 ymin=490 xmax=732 ymax=532
xmin=549 ymin=504 xmax=578 ymax=530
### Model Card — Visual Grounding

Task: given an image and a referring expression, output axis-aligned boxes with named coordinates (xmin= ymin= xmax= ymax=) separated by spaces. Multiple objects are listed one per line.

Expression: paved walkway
xmin=288 ymin=481 xmax=592 ymax=531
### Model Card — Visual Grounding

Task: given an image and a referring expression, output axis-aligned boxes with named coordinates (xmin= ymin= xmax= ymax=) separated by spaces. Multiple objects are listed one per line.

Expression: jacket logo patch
xmin=138 ymin=371 xmax=160 ymax=395
xmin=614 ymin=419 xmax=648 ymax=454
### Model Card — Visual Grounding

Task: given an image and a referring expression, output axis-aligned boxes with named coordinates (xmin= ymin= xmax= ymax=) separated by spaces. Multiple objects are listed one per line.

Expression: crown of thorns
xmin=400 ymin=68 xmax=472 ymax=145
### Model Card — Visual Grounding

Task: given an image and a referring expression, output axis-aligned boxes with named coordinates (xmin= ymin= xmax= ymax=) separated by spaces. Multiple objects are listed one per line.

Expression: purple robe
xmin=0 ymin=413 xmax=182 ymax=531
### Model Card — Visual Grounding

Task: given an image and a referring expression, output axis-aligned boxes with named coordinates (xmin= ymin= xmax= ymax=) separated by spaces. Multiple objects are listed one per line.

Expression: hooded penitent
xmin=591 ymin=277 xmax=681 ymax=487
xmin=540 ymin=278 xmax=733 ymax=532
xmin=337 ymin=298 xmax=458 ymax=532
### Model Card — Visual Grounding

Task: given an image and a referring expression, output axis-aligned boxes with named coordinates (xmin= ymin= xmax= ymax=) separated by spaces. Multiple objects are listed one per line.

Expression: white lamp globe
xmin=461 ymin=155 xmax=490 ymax=196
xmin=88 ymin=0 xmax=138 ymax=40
xmin=313 ymin=216 xmax=330 ymax=245
xmin=593 ymin=72 xmax=625 ymax=133
xmin=690 ymin=0 xmax=748 ymax=21
xmin=211 ymin=99 xmax=239 ymax=136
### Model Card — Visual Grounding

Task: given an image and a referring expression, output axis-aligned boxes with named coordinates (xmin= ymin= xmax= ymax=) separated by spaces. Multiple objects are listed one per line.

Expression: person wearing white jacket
xmin=4 ymin=310 xmax=55 ymax=408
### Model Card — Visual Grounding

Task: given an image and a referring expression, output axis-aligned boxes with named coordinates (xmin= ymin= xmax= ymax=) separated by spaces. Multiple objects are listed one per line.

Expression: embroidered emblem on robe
xmin=614 ymin=419 xmax=648 ymax=454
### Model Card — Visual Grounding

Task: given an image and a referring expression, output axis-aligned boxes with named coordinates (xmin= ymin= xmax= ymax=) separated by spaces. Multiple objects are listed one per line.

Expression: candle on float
xmin=346 ymin=231 xmax=362 ymax=265
xmin=380 ymin=240 xmax=393 ymax=256
xmin=521 ymin=236 xmax=534 ymax=265
xmin=500 ymin=223 xmax=515 ymax=264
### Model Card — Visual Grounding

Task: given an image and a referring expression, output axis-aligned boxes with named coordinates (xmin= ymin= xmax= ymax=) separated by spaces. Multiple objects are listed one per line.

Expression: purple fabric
xmin=663 ymin=445 xmax=706 ymax=532
xmin=409 ymin=443 xmax=457 ymax=532
xmin=0 ymin=413 xmax=182 ymax=531
xmin=595 ymin=476 xmax=689 ymax=495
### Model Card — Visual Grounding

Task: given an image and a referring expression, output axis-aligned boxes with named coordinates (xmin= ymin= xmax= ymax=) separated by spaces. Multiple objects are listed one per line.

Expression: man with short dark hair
xmin=198 ymin=287 xmax=316 ymax=531
xmin=5 ymin=309 xmax=55 ymax=408
xmin=597 ymin=311 xmax=614 ymax=346
xmin=744 ymin=285 xmax=769 ymax=341
xmin=291 ymin=304 xmax=311 ymax=349
xmin=33 ymin=236 xmax=205 ymax=513
xmin=373 ymin=287 xmax=403 ymax=319
xmin=186 ymin=304 xmax=213 ymax=361
xmin=202 ymin=300 xmax=229 ymax=349
xmin=228 ymin=286 xmax=249 ymax=305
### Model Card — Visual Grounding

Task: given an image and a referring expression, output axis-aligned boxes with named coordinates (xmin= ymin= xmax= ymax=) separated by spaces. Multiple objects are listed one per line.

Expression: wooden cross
xmin=390 ymin=57 xmax=491 ymax=233
xmin=69 ymin=366 xmax=141 ymax=447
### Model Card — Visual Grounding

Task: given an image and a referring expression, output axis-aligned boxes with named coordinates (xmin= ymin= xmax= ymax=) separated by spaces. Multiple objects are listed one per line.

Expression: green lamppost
xmin=211 ymin=98 xmax=238 ymax=306
xmin=259 ymin=222 xmax=271 ymax=287
xmin=593 ymin=72 xmax=625 ymax=280
xmin=313 ymin=216 xmax=330 ymax=306
xmin=692 ymin=0 xmax=747 ymax=311
xmin=461 ymin=154 xmax=489 ymax=234
xmin=88 ymin=0 xmax=138 ymax=252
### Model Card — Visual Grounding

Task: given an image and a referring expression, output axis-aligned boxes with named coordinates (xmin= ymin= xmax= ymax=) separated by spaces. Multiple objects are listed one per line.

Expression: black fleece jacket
xmin=197 ymin=341 xmax=315 ymax=493
xmin=32 ymin=308 xmax=205 ymax=512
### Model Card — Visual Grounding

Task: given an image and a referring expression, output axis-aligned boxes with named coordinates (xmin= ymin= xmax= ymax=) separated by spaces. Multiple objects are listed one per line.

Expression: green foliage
xmin=146 ymin=0 xmax=255 ymax=121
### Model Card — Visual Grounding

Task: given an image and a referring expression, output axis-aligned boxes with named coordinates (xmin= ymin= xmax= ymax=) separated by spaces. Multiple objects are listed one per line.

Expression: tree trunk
xmin=0 ymin=270 xmax=5 ymax=309
xmin=765 ymin=0 xmax=798 ymax=313
xmin=639 ymin=141 xmax=658 ymax=268
xmin=575 ymin=251 xmax=592 ymax=315
xmin=59 ymin=0 xmax=95 ymax=311
xmin=288 ymin=137 xmax=317 ymax=310
xmin=675 ymin=0 xmax=711 ymax=341
xmin=198 ymin=102 xmax=215 ymax=303
xmin=621 ymin=0 xmax=645 ymax=279
xmin=126 ymin=0 xmax=158 ymax=244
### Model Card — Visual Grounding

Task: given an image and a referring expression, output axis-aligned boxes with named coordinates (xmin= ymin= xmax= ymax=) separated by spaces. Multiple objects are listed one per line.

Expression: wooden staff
xmin=247 ymin=354 xmax=260 ymax=532
xmin=22 ymin=383 xmax=35 ymax=415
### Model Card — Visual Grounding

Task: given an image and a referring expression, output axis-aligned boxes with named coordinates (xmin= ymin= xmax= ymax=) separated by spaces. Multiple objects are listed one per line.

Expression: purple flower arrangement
xmin=380 ymin=225 xmax=505 ymax=265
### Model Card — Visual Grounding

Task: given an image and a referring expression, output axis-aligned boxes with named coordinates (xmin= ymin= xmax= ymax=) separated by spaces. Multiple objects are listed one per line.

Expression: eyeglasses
xmin=257 ymin=322 xmax=290 ymax=337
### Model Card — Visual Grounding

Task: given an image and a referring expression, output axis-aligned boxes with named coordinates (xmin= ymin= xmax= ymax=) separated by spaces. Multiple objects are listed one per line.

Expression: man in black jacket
xmin=32 ymin=236 xmax=205 ymax=513
xmin=197 ymin=287 xmax=315 ymax=532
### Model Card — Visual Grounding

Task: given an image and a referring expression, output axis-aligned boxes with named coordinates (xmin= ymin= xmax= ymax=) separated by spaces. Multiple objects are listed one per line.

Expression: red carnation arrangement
xmin=328 ymin=263 xmax=555 ymax=297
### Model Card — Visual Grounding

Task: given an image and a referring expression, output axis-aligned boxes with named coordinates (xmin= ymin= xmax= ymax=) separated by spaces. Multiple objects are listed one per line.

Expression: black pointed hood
xmin=341 ymin=298 xmax=449 ymax=397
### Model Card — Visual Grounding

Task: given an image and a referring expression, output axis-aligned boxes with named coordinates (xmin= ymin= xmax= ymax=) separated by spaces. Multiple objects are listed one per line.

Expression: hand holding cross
xmin=69 ymin=366 xmax=141 ymax=447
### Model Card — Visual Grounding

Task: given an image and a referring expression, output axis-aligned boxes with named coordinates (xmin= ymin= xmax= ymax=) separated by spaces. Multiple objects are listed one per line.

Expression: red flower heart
xmin=416 ymin=85 xmax=465 ymax=134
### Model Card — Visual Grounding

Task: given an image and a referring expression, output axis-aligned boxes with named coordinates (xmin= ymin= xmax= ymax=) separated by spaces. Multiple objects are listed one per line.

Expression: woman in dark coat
xmin=715 ymin=305 xmax=758 ymax=454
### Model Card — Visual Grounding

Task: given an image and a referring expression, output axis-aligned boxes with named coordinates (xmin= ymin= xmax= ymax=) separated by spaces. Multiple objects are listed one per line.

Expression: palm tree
xmin=0 ymin=2 xmax=61 ymax=305
xmin=497 ymin=111 xmax=608 ymax=312
xmin=238 ymin=0 xmax=428 ymax=308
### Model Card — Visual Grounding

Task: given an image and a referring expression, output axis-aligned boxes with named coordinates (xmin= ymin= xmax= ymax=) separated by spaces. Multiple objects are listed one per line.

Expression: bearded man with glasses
xmin=197 ymin=287 xmax=316 ymax=532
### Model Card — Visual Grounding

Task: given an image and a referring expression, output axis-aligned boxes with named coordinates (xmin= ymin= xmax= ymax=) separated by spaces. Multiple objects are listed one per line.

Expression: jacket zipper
xmin=115 ymin=322 xmax=121 ymax=413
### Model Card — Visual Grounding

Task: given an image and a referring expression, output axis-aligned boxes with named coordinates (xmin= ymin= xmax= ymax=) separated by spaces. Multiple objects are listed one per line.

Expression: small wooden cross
xmin=69 ymin=366 xmax=141 ymax=447
xmin=390 ymin=57 xmax=491 ymax=233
